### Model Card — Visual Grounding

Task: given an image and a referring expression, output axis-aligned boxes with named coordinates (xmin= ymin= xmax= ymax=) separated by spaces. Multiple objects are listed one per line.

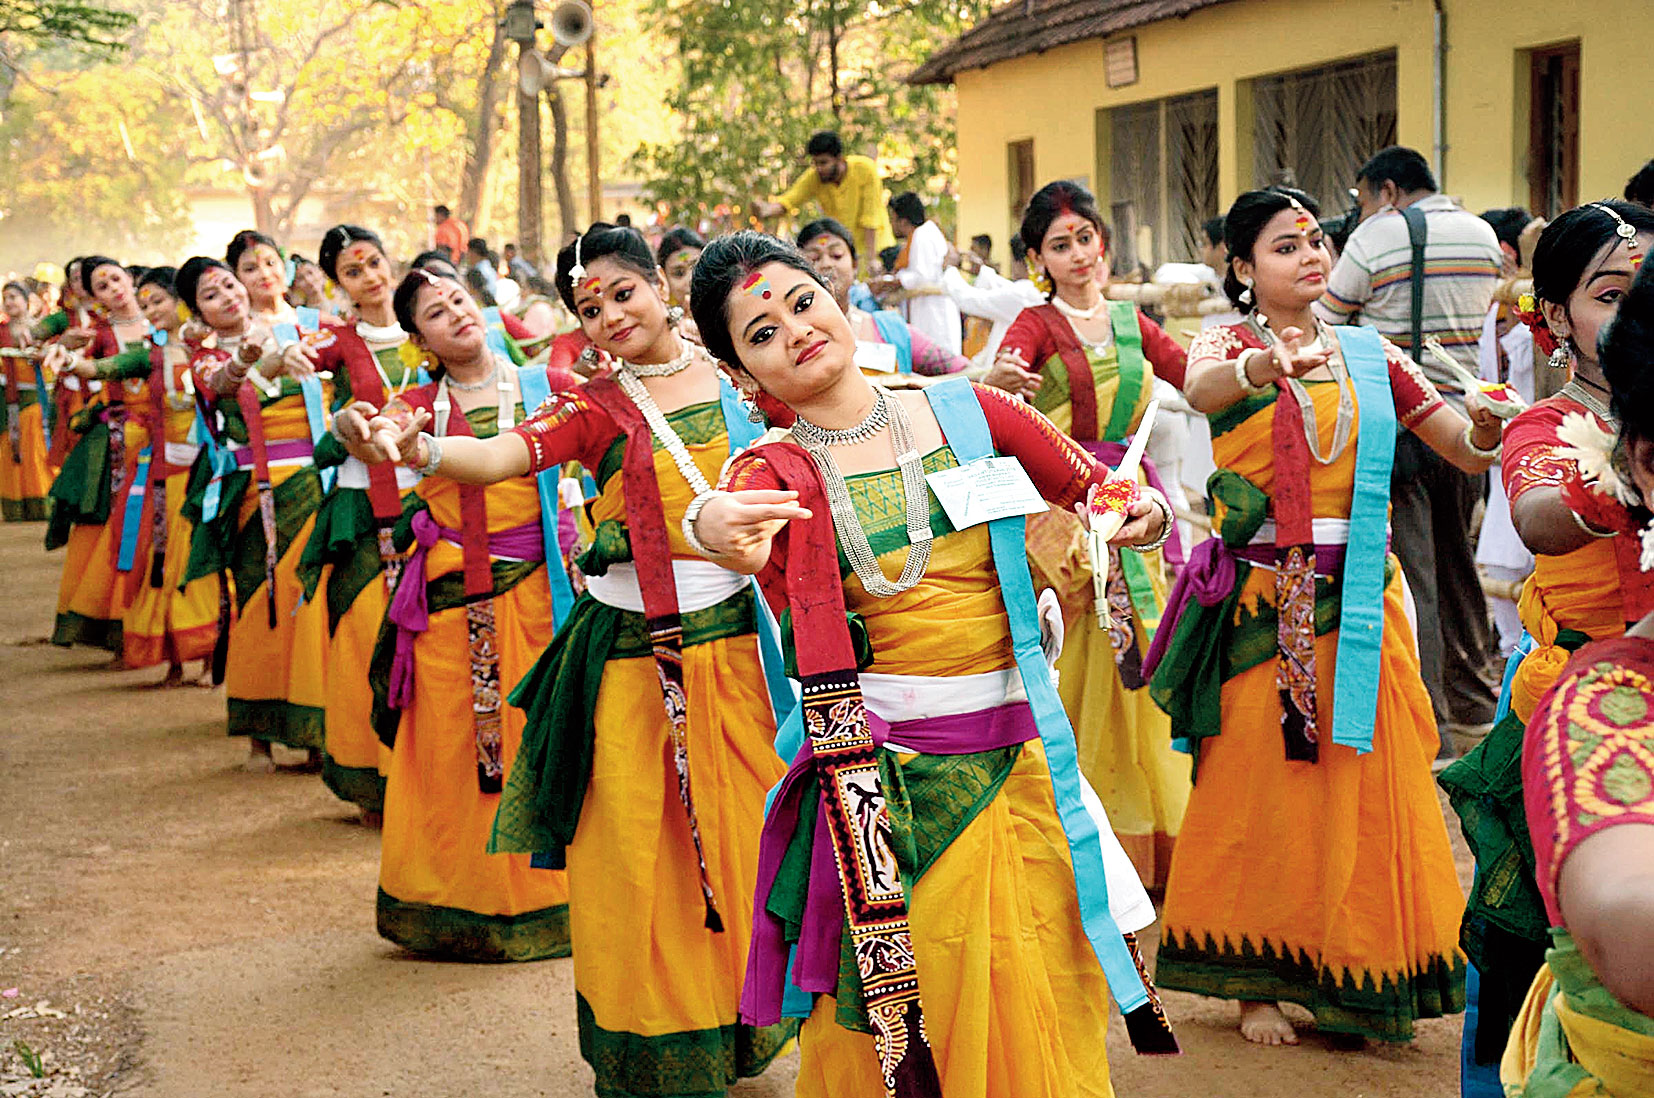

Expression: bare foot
xmin=160 ymin=663 xmax=185 ymax=688
xmin=360 ymin=809 xmax=383 ymax=829
xmin=1239 ymin=1001 xmax=1299 ymax=1046
xmin=196 ymin=661 xmax=218 ymax=688
xmin=106 ymin=654 xmax=127 ymax=671
xmin=244 ymin=741 xmax=277 ymax=774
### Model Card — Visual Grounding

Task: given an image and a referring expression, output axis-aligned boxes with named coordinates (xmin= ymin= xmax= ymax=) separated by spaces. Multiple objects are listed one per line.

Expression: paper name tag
xmin=854 ymin=340 xmax=899 ymax=375
xmin=925 ymin=456 xmax=1047 ymax=530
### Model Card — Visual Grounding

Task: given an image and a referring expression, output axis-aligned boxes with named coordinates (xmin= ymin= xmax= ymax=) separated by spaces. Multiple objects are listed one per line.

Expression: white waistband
xmin=583 ymin=559 xmax=748 ymax=615
xmin=12 ymin=382 xmax=35 ymax=391
xmin=336 ymin=455 xmax=420 ymax=491
xmin=1250 ymin=518 xmax=1351 ymax=546
xmin=861 ymin=668 xmax=1027 ymax=728
xmin=164 ymin=441 xmax=199 ymax=467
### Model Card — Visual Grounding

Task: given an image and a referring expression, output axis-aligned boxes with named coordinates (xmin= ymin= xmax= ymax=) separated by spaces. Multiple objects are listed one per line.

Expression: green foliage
xmin=12 ymin=1039 xmax=44 ymax=1078
xmin=630 ymin=0 xmax=988 ymax=227
xmin=0 ymin=0 xmax=136 ymax=58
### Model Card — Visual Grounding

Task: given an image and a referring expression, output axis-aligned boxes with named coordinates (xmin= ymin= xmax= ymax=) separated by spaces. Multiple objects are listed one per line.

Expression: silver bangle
xmin=1570 ymin=507 xmax=1615 ymax=539
xmin=1133 ymin=491 xmax=1175 ymax=554
xmin=1464 ymin=423 xmax=1502 ymax=461
xmin=680 ymin=488 xmax=727 ymax=557
xmin=1234 ymin=350 xmax=1272 ymax=396
xmin=414 ymin=432 xmax=443 ymax=476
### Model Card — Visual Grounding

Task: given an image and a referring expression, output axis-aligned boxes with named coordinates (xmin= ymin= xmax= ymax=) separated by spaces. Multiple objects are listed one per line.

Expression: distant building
xmin=911 ymin=0 xmax=1653 ymax=271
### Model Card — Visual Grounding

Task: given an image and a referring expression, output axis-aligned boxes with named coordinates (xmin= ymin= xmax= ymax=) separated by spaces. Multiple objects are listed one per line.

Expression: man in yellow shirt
xmin=753 ymin=131 xmax=895 ymax=275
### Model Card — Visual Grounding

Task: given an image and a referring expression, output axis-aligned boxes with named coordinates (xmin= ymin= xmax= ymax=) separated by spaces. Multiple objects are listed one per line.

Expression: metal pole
xmin=585 ymin=29 xmax=600 ymax=224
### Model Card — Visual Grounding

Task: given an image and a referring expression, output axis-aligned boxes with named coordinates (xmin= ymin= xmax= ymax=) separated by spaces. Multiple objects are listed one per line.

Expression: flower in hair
xmin=1513 ymin=292 xmax=1560 ymax=358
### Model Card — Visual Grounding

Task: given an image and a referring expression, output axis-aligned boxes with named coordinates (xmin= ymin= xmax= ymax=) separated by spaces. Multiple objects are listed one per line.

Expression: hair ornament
xmin=570 ymin=233 xmax=586 ymax=282
xmin=1288 ymin=195 xmax=1313 ymax=237
xmin=1591 ymin=202 xmax=1646 ymax=272
xmin=1513 ymin=291 xmax=1561 ymax=358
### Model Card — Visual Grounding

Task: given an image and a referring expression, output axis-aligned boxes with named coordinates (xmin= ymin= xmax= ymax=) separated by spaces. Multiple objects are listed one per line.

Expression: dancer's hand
xmin=691 ymin=489 xmax=813 ymax=573
xmin=1110 ymin=487 xmax=1171 ymax=549
xmin=277 ymin=340 xmax=319 ymax=380
xmin=984 ymin=347 xmax=1041 ymax=400
xmin=365 ymin=406 xmax=431 ymax=467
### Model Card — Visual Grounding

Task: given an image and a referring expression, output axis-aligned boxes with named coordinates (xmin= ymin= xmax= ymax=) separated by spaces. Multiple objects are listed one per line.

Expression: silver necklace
xmin=446 ymin=362 xmax=498 ymax=391
xmin=1051 ymin=292 xmax=1105 ymax=322
xmin=613 ymin=367 xmax=712 ymax=495
xmin=624 ymin=337 xmax=695 ymax=378
xmin=792 ymin=388 xmax=890 ymax=447
xmin=1251 ymin=314 xmax=1354 ymax=465
xmin=794 ymin=385 xmax=933 ymax=598
xmin=1560 ymin=378 xmax=1615 ymax=426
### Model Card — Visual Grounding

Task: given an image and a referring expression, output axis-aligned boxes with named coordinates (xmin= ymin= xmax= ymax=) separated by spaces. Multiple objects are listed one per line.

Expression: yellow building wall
xmin=951 ymin=0 xmax=1654 ymax=253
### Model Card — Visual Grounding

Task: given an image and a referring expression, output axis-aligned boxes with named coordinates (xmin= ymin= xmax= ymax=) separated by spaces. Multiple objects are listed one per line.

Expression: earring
xmin=746 ymin=401 xmax=765 ymax=424
xmin=1549 ymin=344 xmax=1571 ymax=372
xmin=1239 ymin=278 xmax=1254 ymax=307
xmin=1030 ymin=266 xmax=1052 ymax=295
xmin=666 ymin=304 xmax=684 ymax=326
xmin=1640 ymin=516 xmax=1654 ymax=572
xmin=579 ymin=344 xmax=599 ymax=367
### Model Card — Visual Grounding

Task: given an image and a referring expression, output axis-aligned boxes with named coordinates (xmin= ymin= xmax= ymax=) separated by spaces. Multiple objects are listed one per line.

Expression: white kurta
xmin=895 ymin=219 xmax=963 ymax=355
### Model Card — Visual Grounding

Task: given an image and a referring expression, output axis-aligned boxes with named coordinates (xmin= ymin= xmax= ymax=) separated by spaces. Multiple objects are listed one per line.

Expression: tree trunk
xmin=546 ymin=84 xmax=578 ymax=244
xmin=457 ymin=8 xmax=509 ymax=228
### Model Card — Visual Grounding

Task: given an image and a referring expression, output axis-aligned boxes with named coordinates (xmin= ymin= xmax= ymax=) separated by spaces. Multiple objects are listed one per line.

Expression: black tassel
xmin=210 ymin=572 xmax=231 ymax=685
xmin=477 ymin=763 xmax=502 ymax=795
xmin=704 ymin=902 xmax=724 ymax=934
xmin=1280 ymin=691 xmax=1319 ymax=762
xmin=1123 ymin=1001 xmax=1182 ymax=1055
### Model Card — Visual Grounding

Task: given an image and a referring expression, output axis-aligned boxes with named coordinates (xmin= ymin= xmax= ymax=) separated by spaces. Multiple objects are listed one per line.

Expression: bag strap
xmin=1401 ymin=205 xmax=1428 ymax=360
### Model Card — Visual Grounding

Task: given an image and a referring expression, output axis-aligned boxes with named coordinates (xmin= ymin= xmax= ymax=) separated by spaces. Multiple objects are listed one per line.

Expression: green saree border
xmin=576 ymin=992 xmax=797 ymax=1098
xmin=2 ymin=496 xmax=46 ymax=522
xmin=376 ymin=888 xmax=570 ymax=962
xmin=51 ymin=611 xmax=121 ymax=652
xmin=226 ymin=697 xmax=325 ymax=749
xmin=1156 ymin=928 xmax=1466 ymax=1042
xmin=321 ymin=754 xmax=385 ymax=813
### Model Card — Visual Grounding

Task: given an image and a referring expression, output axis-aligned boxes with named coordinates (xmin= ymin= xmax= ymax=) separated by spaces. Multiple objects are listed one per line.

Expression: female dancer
xmin=686 ymin=232 xmax=1176 ymax=1098
xmin=353 ymin=225 xmax=795 ymax=1095
xmin=0 ymin=282 xmax=52 ymax=521
xmin=798 ymin=217 xmax=970 ymax=378
xmin=658 ymin=226 xmax=705 ymax=314
xmin=289 ymin=224 xmax=425 ymax=815
xmin=317 ymin=267 xmax=570 ymax=958
xmin=1440 ymin=198 xmax=1654 ymax=1081
xmin=1502 ymin=254 xmax=1654 ymax=1096
xmin=119 ymin=266 xmax=222 ymax=682
xmin=229 ymin=230 xmax=313 ymax=330
xmin=1147 ymin=187 xmax=1496 ymax=1045
xmin=48 ymin=257 xmax=153 ymax=652
xmin=993 ymin=181 xmax=1191 ymax=887
xmin=178 ymin=255 xmax=331 ymax=770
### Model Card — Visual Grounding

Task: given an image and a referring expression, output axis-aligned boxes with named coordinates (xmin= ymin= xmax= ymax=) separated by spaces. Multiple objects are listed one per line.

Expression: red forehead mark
xmin=740 ymin=271 xmax=773 ymax=300
xmin=579 ymin=277 xmax=602 ymax=294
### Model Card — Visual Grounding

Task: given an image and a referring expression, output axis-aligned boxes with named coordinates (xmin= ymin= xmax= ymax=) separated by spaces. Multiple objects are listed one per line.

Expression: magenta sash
xmin=231 ymin=437 xmax=314 ymax=468
xmin=741 ymin=700 xmax=1041 ymax=1027
xmin=385 ymin=509 xmax=544 ymax=708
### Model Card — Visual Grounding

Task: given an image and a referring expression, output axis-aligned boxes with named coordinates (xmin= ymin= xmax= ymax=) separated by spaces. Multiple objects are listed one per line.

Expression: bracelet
xmin=1134 ymin=491 xmax=1175 ymax=554
xmin=413 ymin=432 xmax=443 ymax=476
xmin=1234 ymin=350 xmax=1272 ymax=396
xmin=1570 ymin=508 xmax=1616 ymax=539
xmin=1463 ymin=422 xmax=1502 ymax=461
xmin=680 ymin=488 xmax=728 ymax=557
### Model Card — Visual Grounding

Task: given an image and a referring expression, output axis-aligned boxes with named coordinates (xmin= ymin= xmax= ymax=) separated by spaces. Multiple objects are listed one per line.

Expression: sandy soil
xmin=0 ymin=521 xmax=1474 ymax=1096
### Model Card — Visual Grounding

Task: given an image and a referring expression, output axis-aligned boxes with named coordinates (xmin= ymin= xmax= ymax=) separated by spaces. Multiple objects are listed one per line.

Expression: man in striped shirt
xmin=1316 ymin=145 xmax=1502 ymax=751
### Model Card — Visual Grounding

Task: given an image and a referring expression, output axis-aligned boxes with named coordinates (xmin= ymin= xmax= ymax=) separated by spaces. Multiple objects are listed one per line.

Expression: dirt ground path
xmin=0 ymin=521 xmax=1472 ymax=1096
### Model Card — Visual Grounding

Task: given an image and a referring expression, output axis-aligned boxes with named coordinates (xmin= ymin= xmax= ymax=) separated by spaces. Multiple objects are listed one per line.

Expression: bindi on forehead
xmin=740 ymin=271 xmax=774 ymax=300
xmin=342 ymin=244 xmax=378 ymax=264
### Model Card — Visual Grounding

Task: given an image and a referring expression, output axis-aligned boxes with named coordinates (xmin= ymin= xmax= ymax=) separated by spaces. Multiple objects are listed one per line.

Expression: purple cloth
xmin=384 ymin=510 xmax=544 ymax=709
xmin=1139 ymin=535 xmax=1356 ymax=680
xmin=231 ymin=437 xmax=313 ymax=468
xmin=741 ymin=700 xmax=1042 ymax=1027
xmin=1083 ymin=439 xmax=1185 ymax=570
